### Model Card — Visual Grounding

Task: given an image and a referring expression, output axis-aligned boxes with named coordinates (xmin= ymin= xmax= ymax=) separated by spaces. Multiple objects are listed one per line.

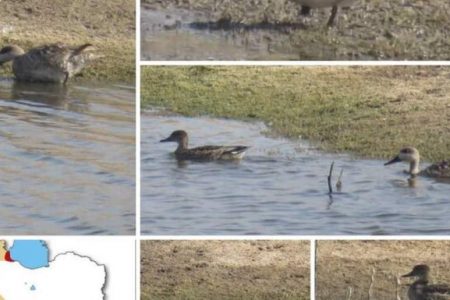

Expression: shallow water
xmin=0 ymin=80 xmax=135 ymax=235
xmin=142 ymin=110 xmax=450 ymax=235
xmin=141 ymin=7 xmax=309 ymax=61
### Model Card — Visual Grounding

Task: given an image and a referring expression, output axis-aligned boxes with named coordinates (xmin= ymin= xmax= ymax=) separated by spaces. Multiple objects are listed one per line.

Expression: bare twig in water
xmin=336 ymin=168 xmax=344 ymax=191
xmin=368 ymin=267 xmax=376 ymax=300
xmin=346 ymin=286 xmax=353 ymax=300
xmin=328 ymin=161 xmax=334 ymax=194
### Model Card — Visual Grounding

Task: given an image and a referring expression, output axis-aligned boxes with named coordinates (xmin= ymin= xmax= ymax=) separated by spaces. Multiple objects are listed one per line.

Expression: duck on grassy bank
xmin=293 ymin=0 xmax=357 ymax=27
xmin=402 ymin=265 xmax=450 ymax=300
xmin=160 ymin=130 xmax=249 ymax=161
xmin=0 ymin=43 xmax=98 ymax=83
xmin=384 ymin=147 xmax=449 ymax=179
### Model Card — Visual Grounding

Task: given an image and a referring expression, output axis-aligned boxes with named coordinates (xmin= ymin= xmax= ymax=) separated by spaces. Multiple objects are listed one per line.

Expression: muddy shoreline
xmin=141 ymin=66 xmax=450 ymax=161
xmin=141 ymin=0 xmax=450 ymax=60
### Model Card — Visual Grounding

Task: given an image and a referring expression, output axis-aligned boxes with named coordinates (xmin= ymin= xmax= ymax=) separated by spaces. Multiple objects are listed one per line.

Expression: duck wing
xmin=182 ymin=145 xmax=249 ymax=160
xmin=422 ymin=160 xmax=450 ymax=178
xmin=19 ymin=43 xmax=70 ymax=69
xmin=30 ymin=43 xmax=94 ymax=73
xmin=425 ymin=284 xmax=450 ymax=295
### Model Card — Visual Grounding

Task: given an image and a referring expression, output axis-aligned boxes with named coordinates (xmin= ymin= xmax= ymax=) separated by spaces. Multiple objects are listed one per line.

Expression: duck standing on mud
xmin=384 ymin=147 xmax=450 ymax=179
xmin=293 ymin=0 xmax=357 ymax=27
xmin=160 ymin=130 xmax=249 ymax=161
xmin=0 ymin=43 xmax=97 ymax=83
xmin=402 ymin=265 xmax=450 ymax=300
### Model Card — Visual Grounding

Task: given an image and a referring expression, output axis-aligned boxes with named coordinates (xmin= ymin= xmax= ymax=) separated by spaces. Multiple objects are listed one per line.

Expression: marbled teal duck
xmin=160 ymin=130 xmax=249 ymax=161
xmin=384 ymin=147 xmax=450 ymax=179
xmin=0 ymin=43 xmax=98 ymax=83
xmin=294 ymin=0 xmax=357 ymax=27
xmin=402 ymin=265 xmax=450 ymax=300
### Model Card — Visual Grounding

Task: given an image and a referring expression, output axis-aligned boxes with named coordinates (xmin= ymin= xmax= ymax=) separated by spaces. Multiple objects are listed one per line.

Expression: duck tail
xmin=230 ymin=146 xmax=249 ymax=154
xmin=72 ymin=43 xmax=94 ymax=56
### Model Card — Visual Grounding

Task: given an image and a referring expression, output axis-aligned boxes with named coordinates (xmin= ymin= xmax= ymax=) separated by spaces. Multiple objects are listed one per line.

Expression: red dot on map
xmin=5 ymin=251 xmax=14 ymax=262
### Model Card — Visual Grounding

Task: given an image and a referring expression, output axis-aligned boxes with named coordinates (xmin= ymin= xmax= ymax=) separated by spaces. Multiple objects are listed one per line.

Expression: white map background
xmin=1 ymin=237 xmax=135 ymax=300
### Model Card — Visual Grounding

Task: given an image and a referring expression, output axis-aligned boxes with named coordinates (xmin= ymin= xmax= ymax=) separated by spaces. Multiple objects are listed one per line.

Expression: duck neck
xmin=410 ymin=158 xmax=420 ymax=175
xmin=176 ymin=137 xmax=188 ymax=152
xmin=415 ymin=273 xmax=429 ymax=283
xmin=0 ymin=46 xmax=24 ymax=65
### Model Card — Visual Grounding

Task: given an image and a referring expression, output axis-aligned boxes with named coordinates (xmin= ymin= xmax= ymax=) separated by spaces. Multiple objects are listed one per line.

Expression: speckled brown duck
xmin=160 ymin=130 xmax=249 ymax=161
xmin=0 ymin=43 xmax=98 ymax=83
xmin=384 ymin=147 xmax=450 ymax=179
xmin=402 ymin=265 xmax=450 ymax=300
xmin=294 ymin=0 xmax=357 ymax=27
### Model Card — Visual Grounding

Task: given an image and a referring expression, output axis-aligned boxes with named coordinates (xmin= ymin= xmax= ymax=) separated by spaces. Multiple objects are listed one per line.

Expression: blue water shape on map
xmin=10 ymin=240 xmax=49 ymax=269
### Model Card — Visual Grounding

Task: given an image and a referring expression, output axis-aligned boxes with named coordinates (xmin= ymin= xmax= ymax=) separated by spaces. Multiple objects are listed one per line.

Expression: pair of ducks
xmin=0 ymin=43 xmax=96 ymax=83
xmin=403 ymin=265 xmax=450 ymax=300
xmin=160 ymin=130 xmax=450 ymax=179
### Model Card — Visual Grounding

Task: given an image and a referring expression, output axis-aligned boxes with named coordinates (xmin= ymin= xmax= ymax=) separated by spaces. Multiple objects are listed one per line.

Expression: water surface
xmin=142 ymin=110 xmax=449 ymax=235
xmin=0 ymin=80 xmax=135 ymax=235
xmin=141 ymin=7 xmax=306 ymax=60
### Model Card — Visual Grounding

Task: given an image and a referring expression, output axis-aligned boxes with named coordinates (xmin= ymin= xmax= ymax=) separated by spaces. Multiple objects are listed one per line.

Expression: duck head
xmin=0 ymin=45 xmax=25 ymax=65
xmin=385 ymin=147 xmax=420 ymax=175
xmin=160 ymin=130 xmax=189 ymax=149
xmin=402 ymin=264 xmax=430 ymax=281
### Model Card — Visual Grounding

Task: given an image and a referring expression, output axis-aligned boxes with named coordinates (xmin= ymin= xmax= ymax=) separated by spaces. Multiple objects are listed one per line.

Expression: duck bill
xmin=160 ymin=137 xmax=172 ymax=143
xmin=401 ymin=271 xmax=414 ymax=278
xmin=384 ymin=155 xmax=401 ymax=166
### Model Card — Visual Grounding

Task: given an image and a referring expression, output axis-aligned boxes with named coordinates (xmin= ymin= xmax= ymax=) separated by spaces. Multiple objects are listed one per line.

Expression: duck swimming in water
xmin=0 ymin=43 xmax=97 ymax=83
xmin=384 ymin=147 xmax=450 ymax=179
xmin=402 ymin=265 xmax=450 ymax=300
xmin=160 ymin=130 xmax=249 ymax=161
xmin=293 ymin=0 xmax=357 ymax=27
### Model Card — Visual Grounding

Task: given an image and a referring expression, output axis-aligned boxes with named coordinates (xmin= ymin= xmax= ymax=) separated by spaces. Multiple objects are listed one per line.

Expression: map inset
xmin=0 ymin=240 xmax=106 ymax=300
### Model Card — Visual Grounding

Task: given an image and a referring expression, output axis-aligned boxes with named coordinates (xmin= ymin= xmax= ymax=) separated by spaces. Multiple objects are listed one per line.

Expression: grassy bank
xmin=141 ymin=241 xmax=310 ymax=300
xmin=316 ymin=241 xmax=450 ymax=299
xmin=142 ymin=0 xmax=450 ymax=60
xmin=0 ymin=0 xmax=135 ymax=83
xmin=141 ymin=66 xmax=450 ymax=161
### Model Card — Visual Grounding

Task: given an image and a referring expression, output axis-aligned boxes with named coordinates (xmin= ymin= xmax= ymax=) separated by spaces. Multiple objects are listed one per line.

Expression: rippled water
xmin=0 ymin=80 xmax=135 ymax=235
xmin=142 ymin=110 xmax=450 ymax=235
xmin=141 ymin=8 xmax=307 ymax=61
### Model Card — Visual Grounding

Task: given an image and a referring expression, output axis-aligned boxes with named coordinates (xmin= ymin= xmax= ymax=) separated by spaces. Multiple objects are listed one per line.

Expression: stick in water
xmin=328 ymin=161 xmax=334 ymax=194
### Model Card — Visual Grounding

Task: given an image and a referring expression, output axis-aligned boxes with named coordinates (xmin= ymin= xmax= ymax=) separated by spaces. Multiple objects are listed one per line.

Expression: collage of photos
xmin=1 ymin=0 xmax=449 ymax=299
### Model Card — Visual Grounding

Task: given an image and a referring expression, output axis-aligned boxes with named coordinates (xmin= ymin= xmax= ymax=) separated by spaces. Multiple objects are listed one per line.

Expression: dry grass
xmin=0 ymin=241 xmax=6 ymax=261
xmin=0 ymin=0 xmax=135 ymax=82
xmin=141 ymin=240 xmax=310 ymax=300
xmin=141 ymin=66 xmax=450 ymax=161
xmin=316 ymin=241 xmax=450 ymax=300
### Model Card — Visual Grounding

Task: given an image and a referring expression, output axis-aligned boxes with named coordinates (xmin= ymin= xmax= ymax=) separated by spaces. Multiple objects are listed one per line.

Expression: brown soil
xmin=141 ymin=240 xmax=310 ymax=300
xmin=316 ymin=241 xmax=450 ymax=300
xmin=0 ymin=0 xmax=135 ymax=83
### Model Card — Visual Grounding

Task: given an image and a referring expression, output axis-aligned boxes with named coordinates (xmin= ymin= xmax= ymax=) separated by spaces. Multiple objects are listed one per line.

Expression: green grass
xmin=141 ymin=66 xmax=450 ymax=161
